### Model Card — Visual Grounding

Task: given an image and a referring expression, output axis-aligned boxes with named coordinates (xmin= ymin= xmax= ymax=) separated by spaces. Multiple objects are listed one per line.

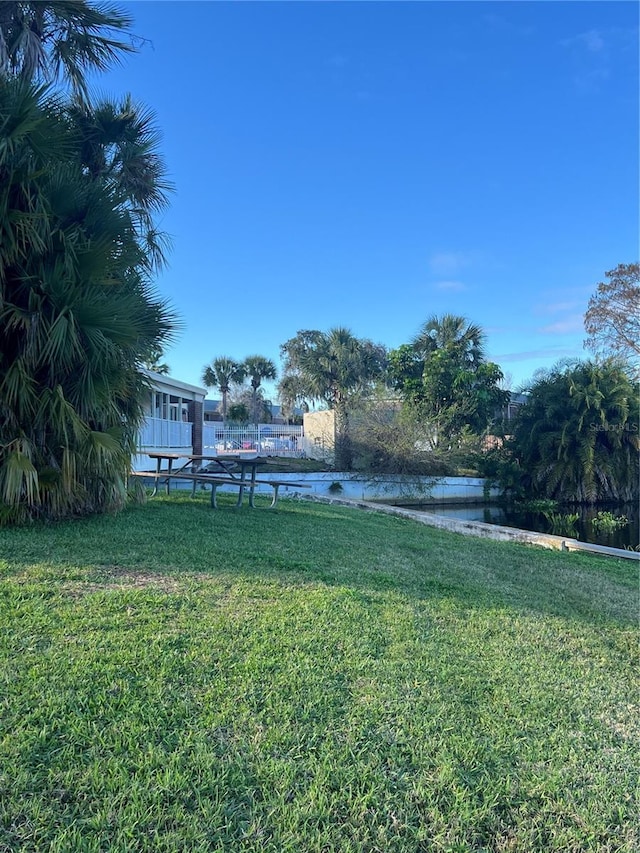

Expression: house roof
xmin=142 ymin=369 xmax=207 ymax=400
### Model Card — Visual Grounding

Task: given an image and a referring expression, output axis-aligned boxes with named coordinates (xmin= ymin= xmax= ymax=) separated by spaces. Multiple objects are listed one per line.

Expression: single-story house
xmin=133 ymin=370 xmax=207 ymax=471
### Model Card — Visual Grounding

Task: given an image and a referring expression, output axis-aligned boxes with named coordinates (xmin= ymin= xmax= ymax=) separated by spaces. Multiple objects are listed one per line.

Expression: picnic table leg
xmin=151 ymin=456 xmax=161 ymax=497
xmin=190 ymin=461 xmax=201 ymax=498
xmin=247 ymin=462 xmax=258 ymax=508
xmin=210 ymin=482 xmax=219 ymax=508
xmin=269 ymin=484 xmax=280 ymax=508
xmin=235 ymin=476 xmax=245 ymax=508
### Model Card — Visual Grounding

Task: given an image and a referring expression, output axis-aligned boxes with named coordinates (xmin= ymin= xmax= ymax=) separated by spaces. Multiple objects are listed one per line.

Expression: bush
xmin=350 ymin=406 xmax=454 ymax=477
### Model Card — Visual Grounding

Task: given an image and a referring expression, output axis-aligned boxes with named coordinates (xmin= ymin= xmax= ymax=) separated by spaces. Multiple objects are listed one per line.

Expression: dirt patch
xmin=62 ymin=566 xmax=185 ymax=597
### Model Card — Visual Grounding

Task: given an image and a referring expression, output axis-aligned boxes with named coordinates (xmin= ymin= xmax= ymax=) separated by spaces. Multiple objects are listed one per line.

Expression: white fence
xmin=136 ymin=418 xmax=304 ymax=456
xmin=203 ymin=424 xmax=304 ymax=456
xmin=138 ymin=417 xmax=192 ymax=449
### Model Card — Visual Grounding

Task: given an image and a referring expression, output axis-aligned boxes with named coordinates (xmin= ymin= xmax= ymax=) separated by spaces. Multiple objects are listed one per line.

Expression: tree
xmin=389 ymin=315 xmax=508 ymax=442
xmin=279 ymin=328 xmax=387 ymax=470
xmin=227 ymin=403 xmax=249 ymax=425
xmin=0 ymin=1 xmax=135 ymax=102
xmin=508 ymin=360 xmax=639 ymax=504
xmin=202 ymin=357 xmax=246 ymax=428
xmin=584 ymin=263 xmax=640 ymax=367
xmin=229 ymin=387 xmax=273 ymax=425
xmin=350 ymin=395 xmax=453 ymax=477
xmin=243 ymin=355 xmax=277 ymax=427
xmin=141 ymin=344 xmax=170 ymax=375
xmin=277 ymin=373 xmax=308 ymax=422
xmin=413 ymin=313 xmax=486 ymax=366
xmin=1 ymin=27 xmax=175 ymax=523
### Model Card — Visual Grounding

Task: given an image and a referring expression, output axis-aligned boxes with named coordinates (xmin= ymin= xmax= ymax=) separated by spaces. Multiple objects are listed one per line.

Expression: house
xmin=501 ymin=391 xmax=528 ymax=422
xmin=134 ymin=373 xmax=304 ymax=467
xmin=133 ymin=370 xmax=207 ymax=471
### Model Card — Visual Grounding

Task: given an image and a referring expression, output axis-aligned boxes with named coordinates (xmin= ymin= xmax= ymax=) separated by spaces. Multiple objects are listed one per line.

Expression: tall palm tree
xmin=66 ymin=94 xmax=174 ymax=267
xmin=243 ymin=356 xmax=277 ymax=428
xmin=0 ymin=78 xmax=175 ymax=524
xmin=202 ymin=357 xmax=246 ymax=428
xmin=403 ymin=314 xmax=503 ymax=440
xmin=0 ymin=1 xmax=135 ymax=101
xmin=279 ymin=328 xmax=386 ymax=470
xmin=0 ymin=4 xmax=176 ymax=524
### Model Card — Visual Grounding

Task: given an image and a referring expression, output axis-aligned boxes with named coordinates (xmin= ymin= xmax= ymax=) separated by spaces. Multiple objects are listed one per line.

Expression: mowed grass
xmin=0 ymin=494 xmax=637 ymax=853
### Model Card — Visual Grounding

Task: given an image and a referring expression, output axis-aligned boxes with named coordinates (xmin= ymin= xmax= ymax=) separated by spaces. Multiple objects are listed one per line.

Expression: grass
xmin=0 ymin=493 xmax=637 ymax=852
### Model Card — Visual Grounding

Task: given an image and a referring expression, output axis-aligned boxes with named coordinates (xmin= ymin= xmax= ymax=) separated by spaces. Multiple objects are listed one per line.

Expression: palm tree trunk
xmin=252 ymin=386 xmax=259 ymax=428
xmin=222 ymin=390 xmax=228 ymax=429
xmin=334 ymin=399 xmax=352 ymax=471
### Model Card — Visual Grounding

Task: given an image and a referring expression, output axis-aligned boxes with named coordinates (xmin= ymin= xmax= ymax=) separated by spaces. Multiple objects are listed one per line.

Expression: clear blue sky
xmin=96 ymin=1 xmax=638 ymax=399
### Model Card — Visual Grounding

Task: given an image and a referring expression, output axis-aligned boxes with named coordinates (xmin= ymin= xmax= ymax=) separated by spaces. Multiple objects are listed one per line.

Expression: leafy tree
xmin=389 ymin=314 xmax=508 ymax=442
xmin=350 ymin=396 xmax=453 ymax=477
xmin=141 ymin=344 xmax=170 ymax=375
xmin=279 ymin=328 xmax=386 ymax=470
xmin=0 ymin=5 xmax=175 ymax=523
xmin=584 ymin=263 xmax=640 ymax=367
xmin=387 ymin=344 xmax=424 ymax=408
xmin=202 ymin=357 xmax=246 ymax=428
xmin=0 ymin=1 xmax=135 ymax=101
xmin=243 ymin=355 xmax=277 ymax=427
xmin=508 ymin=360 xmax=639 ymax=504
xmin=277 ymin=373 xmax=308 ymax=423
xmin=229 ymin=388 xmax=273 ymax=426
xmin=227 ymin=403 xmax=249 ymax=425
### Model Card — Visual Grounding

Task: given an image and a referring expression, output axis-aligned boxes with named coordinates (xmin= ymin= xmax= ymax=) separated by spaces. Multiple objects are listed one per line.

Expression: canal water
xmin=403 ymin=503 xmax=640 ymax=550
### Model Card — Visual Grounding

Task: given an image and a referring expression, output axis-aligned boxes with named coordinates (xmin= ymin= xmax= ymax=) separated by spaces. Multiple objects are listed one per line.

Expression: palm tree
xmin=0 ymin=78 xmax=175 ymax=524
xmin=510 ymin=360 xmax=639 ymax=503
xmin=279 ymin=328 xmax=386 ymax=470
xmin=0 ymin=5 xmax=176 ymax=524
xmin=403 ymin=314 xmax=505 ymax=441
xmin=202 ymin=357 xmax=246 ymax=428
xmin=243 ymin=356 xmax=277 ymax=427
xmin=413 ymin=314 xmax=486 ymax=365
xmin=0 ymin=1 xmax=135 ymax=101
xmin=66 ymin=94 xmax=174 ymax=267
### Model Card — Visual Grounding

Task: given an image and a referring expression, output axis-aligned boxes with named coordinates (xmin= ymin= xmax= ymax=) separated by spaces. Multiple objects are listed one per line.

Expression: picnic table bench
xmin=129 ymin=452 xmax=309 ymax=509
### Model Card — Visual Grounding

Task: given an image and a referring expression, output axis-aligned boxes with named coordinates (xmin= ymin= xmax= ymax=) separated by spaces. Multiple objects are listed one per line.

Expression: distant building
xmin=502 ymin=391 xmax=528 ymax=421
xmin=203 ymin=400 xmax=222 ymax=422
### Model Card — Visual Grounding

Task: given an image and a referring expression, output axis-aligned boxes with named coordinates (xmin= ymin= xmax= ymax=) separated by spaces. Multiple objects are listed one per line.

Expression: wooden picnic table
xmin=132 ymin=451 xmax=308 ymax=508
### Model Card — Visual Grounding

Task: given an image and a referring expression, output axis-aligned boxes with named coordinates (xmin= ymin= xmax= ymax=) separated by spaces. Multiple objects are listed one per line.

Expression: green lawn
xmin=0 ymin=494 xmax=637 ymax=852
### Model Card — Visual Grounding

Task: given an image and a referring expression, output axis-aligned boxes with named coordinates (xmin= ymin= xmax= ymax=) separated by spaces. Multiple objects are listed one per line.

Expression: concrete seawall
xmin=251 ymin=472 xmax=499 ymax=503
xmin=302 ymin=494 xmax=640 ymax=562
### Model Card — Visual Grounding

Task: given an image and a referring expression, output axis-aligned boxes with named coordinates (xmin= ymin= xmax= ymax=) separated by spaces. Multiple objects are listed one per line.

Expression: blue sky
xmin=96 ymin=1 xmax=638 ymax=398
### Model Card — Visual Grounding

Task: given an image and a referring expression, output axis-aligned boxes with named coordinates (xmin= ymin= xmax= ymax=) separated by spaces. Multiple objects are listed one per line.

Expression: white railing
xmin=138 ymin=417 xmax=192 ymax=449
xmin=203 ymin=424 xmax=304 ymax=456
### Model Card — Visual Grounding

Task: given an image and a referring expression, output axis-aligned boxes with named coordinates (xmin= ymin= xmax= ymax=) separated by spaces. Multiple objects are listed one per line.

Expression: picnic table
xmin=130 ymin=451 xmax=308 ymax=508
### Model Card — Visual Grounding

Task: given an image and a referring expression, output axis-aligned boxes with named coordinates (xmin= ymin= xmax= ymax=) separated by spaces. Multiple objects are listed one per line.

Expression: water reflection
xmin=404 ymin=503 xmax=640 ymax=550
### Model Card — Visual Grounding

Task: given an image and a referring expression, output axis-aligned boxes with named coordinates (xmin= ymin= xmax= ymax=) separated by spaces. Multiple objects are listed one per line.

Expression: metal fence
xmin=203 ymin=424 xmax=305 ymax=456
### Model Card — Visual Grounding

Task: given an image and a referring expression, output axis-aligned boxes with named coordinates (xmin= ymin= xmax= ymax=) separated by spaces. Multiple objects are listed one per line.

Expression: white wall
xmin=246 ymin=473 xmax=498 ymax=503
